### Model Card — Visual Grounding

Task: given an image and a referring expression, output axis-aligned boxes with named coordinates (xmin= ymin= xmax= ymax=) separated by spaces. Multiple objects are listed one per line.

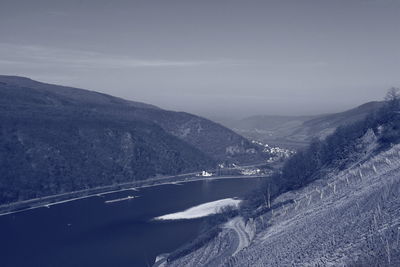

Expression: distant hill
xmin=0 ymin=75 xmax=159 ymax=109
xmin=222 ymin=101 xmax=383 ymax=149
xmin=0 ymin=76 xmax=263 ymax=204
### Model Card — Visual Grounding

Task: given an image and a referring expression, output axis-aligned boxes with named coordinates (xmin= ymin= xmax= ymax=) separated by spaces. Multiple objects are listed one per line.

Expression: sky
xmin=0 ymin=0 xmax=399 ymax=118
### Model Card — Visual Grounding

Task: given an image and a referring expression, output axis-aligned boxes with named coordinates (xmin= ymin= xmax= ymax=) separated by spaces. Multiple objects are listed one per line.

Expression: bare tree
xmin=385 ymin=87 xmax=400 ymax=110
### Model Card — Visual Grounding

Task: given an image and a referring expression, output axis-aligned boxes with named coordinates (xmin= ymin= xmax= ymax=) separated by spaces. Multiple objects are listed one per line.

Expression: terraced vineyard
xmin=165 ymin=144 xmax=400 ymax=266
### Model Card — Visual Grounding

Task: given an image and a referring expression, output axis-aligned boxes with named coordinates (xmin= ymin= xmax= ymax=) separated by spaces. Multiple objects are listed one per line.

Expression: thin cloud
xmin=0 ymin=43 xmax=229 ymax=69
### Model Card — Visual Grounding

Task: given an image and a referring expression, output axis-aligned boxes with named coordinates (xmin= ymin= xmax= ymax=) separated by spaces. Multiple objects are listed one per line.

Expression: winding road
xmin=224 ymin=217 xmax=252 ymax=256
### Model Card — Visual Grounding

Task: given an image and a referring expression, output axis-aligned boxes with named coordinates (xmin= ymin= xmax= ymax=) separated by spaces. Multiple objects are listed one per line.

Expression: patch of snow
xmin=154 ymin=198 xmax=241 ymax=220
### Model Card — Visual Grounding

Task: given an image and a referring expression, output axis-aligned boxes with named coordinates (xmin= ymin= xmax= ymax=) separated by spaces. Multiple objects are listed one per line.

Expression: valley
xmin=1 ymin=76 xmax=399 ymax=267
xmin=219 ymin=101 xmax=383 ymax=149
xmin=2 ymin=1 xmax=399 ymax=266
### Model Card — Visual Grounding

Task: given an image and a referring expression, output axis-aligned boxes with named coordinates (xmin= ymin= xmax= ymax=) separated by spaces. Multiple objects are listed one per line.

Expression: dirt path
xmin=224 ymin=217 xmax=251 ymax=256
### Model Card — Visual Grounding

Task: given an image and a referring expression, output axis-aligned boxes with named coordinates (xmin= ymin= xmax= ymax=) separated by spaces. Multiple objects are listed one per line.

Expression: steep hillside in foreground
xmin=164 ymin=141 xmax=400 ymax=266
xmin=224 ymin=101 xmax=383 ymax=149
xmin=0 ymin=76 xmax=263 ymax=204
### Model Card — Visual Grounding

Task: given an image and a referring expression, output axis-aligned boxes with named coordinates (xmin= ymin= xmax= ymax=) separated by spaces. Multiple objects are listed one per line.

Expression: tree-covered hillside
xmin=0 ymin=104 xmax=216 ymax=204
xmin=0 ymin=76 xmax=264 ymax=204
xmin=242 ymin=88 xmax=400 ymax=215
xmin=0 ymin=75 xmax=264 ymax=163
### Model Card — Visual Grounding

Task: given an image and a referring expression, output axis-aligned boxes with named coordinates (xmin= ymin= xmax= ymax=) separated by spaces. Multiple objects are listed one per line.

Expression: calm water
xmin=0 ymin=178 xmax=264 ymax=267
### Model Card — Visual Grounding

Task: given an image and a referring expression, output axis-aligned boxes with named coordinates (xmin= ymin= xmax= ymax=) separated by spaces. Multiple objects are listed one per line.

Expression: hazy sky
xmin=1 ymin=0 xmax=399 ymax=118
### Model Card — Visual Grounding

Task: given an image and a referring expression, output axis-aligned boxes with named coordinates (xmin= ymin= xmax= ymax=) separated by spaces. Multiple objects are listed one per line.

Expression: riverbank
xmin=0 ymin=172 xmax=267 ymax=267
xmin=0 ymin=172 xmax=270 ymax=217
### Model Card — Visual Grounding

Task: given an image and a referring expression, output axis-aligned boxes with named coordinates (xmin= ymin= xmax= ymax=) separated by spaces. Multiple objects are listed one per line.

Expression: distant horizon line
xmin=0 ymin=73 xmax=382 ymax=120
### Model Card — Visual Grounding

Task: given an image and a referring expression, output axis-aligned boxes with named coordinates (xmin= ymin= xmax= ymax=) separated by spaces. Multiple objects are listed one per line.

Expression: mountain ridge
xmin=222 ymin=101 xmax=383 ymax=148
xmin=0 ymin=75 xmax=264 ymax=204
xmin=0 ymin=75 xmax=264 ymax=163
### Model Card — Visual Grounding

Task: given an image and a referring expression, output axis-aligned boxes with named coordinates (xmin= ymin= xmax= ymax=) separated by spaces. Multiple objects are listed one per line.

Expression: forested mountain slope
xmin=0 ymin=76 xmax=263 ymax=204
xmin=0 ymin=76 xmax=262 ymax=163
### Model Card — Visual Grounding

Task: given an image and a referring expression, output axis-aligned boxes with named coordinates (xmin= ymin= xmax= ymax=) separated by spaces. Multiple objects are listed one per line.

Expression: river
xmin=0 ymin=177 xmax=265 ymax=267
